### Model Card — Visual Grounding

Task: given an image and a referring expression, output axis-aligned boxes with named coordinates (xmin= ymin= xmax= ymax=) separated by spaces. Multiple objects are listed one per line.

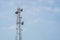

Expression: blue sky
xmin=0 ymin=0 xmax=60 ymax=40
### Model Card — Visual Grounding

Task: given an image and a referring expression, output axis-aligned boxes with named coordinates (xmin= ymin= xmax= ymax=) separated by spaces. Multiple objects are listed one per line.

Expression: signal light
xmin=21 ymin=21 xmax=24 ymax=25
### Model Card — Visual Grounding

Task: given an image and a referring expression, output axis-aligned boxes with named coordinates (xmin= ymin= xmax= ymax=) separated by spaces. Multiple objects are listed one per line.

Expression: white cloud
xmin=1 ymin=25 xmax=16 ymax=31
xmin=47 ymin=0 xmax=55 ymax=4
xmin=27 ymin=6 xmax=60 ymax=18
xmin=41 ymin=0 xmax=55 ymax=4
xmin=27 ymin=18 xmax=41 ymax=25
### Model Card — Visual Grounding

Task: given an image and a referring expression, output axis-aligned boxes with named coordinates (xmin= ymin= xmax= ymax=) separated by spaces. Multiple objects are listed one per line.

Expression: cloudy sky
xmin=0 ymin=0 xmax=60 ymax=40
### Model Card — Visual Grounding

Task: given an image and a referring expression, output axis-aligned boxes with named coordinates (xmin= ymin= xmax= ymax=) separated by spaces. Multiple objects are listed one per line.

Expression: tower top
xmin=15 ymin=8 xmax=23 ymax=14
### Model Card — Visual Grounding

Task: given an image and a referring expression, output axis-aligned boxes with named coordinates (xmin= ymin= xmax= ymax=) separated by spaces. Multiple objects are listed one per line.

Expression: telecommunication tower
xmin=15 ymin=8 xmax=24 ymax=40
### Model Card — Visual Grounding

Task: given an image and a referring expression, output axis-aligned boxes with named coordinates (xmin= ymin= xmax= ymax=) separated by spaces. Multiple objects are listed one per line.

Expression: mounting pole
xmin=15 ymin=8 xmax=24 ymax=40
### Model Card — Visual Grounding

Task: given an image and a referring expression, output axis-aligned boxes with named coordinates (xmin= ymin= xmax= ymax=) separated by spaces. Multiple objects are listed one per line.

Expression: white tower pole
xmin=15 ymin=8 xmax=23 ymax=40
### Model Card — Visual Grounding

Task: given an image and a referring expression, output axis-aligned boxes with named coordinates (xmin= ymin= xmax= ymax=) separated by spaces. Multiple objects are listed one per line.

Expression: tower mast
xmin=15 ymin=8 xmax=24 ymax=40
